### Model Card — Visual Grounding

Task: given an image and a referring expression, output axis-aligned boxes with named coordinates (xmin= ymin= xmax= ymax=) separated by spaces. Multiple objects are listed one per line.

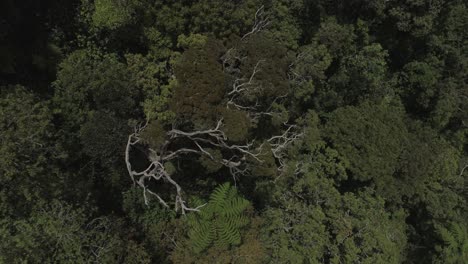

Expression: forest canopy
xmin=0 ymin=0 xmax=467 ymax=263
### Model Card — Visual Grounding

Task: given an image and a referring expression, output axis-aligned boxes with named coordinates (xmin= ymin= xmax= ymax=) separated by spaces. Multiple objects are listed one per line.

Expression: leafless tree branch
xmin=459 ymin=163 xmax=468 ymax=177
xmin=125 ymin=119 xmax=265 ymax=213
xmin=268 ymin=123 xmax=304 ymax=172
xmin=242 ymin=6 xmax=270 ymax=41
xmin=228 ymin=60 xmax=263 ymax=96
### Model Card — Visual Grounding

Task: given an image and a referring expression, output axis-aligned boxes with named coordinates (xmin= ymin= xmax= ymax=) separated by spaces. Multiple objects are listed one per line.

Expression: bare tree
xmin=226 ymin=60 xmax=264 ymax=119
xmin=125 ymin=11 xmax=304 ymax=212
xmin=125 ymin=119 xmax=266 ymax=214
xmin=241 ymin=5 xmax=270 ymax=41
xmin=224 ymin=57 xmax=290 ymax=124
xmin=125 ymin=113 xmax=304 ymax=213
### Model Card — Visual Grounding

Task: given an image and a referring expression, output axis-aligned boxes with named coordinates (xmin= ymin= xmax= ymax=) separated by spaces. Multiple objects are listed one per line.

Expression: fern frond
xmin=189 ymin=221 xmax=213 ymax=253
xmin=187 ymin=182 xmax=251 ymax=254
xmin=217 ymin=220 xmax=241 ymax=245
xmin=223 ymin=197 xmax=250 ymax=217
xmin=210 ymin=182 xmax=230 ymax=208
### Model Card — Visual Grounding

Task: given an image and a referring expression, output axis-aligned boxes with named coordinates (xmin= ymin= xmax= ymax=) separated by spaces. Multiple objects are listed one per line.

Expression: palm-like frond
xmin=187 ymin=182 xmax=250 ymax=253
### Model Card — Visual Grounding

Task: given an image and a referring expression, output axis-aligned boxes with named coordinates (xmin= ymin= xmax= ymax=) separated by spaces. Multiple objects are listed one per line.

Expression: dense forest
xmin=0 ymin=0 xmax=467 ymax=263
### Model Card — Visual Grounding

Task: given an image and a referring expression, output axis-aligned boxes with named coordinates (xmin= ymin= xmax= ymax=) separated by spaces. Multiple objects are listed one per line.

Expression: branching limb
xmin=228 ymin=60 xmax=264 ymax=96
xmin=125 ymin=119 xmax=263 ymax=213
xmin=459 ymin=163 xmax=468 ymax=177
xmin=242 ymin=6 xmax=270 ymax=40
xmin=267 ymin=123 xmax=304 ymax=172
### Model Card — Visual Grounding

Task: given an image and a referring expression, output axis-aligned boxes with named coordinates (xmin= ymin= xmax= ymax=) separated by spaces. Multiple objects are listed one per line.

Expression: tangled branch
xmin=125 ymin=120 xmax=263 ymax=213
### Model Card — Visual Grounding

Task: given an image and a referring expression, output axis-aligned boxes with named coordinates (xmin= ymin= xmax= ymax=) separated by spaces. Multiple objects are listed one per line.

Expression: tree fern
xmin=187 ymin=182 xmax=250 ymax=253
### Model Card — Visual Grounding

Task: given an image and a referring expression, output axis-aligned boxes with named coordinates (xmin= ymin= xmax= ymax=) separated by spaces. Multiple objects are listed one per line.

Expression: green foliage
xmin=0 ymin=200 xmax=150 ymax=263
xmin=142 ymin=79 xmax=176 ymax=123
xmin=249 ymin=143 xmax=278 ymax=178
xmin=143 ymin=27 xmax=173 ymax=59
xmin=309 ymin=18 xmax=395 ymax=109
xmin=80 ymin=110 xmax=129 ymax=165
xmin=170 ymin=38 xmax=226 ymax=127
xmin=429 ymin=79 xmax=461 ymax=129
xmin=399 ymin=122 xmax=464 ymax=218
xmin=121 ymin=188 xmax=181 ymax=262
xmin=125 ymin=53 xmax=164 ymax=94
xmin=53 ymin=49 xmax=137 ymax=129
xmin=330 ymin=43 xmax=390 ymax=104
xmin=3 ymin=0 xmax=468 ymax=262
xmin=0 ymin=201 xmax=89 ymax=263
xmin=0 ymin=86 xmax=63 ymax=218
xmin=327 ymin=192 xmax=408 ymax=264
xmin=177 ymin=33 xmax=208 ymax=50
xmin=53 ymin=48 xmax=138 ymax=197
xmin=222 ymin=108 xmax=251 ymax=142
xmin=140 ymin=121 xmax=167 ymax=150
xmin=240 ymin=33 xmax=291 ymax=99
xmin=338 ymin=44 xmax=389 ymax=100
xmin=171 ymin=217 xmax=266 ymax=264
xmin=187 ymin=183 xmax=250 ymax=253
xmin=324 ymin=100 xmax=407 ymax=185
xmin=266 ymin=0 xmax=305 ymax=50
xmin=435 ymin=222 xmax=468 ymax=264
xmin=291 ymin=43 xmax=332 ymax=104
xmin=399 ymin=58 xmax=442 ymax=113
xmin=261 ymin=147 xmax=407 ymax=263
xmin=91 ymin=0 xmax=140 ymax=29
xmin=147 ymin=0 xmax=264 ymax=41
xmin=315 ymin=17 xmax=357 ymax=58
xmin=199 ymin=148 xmax=224 ymax=174
xmin=387 ymin=0 xmax=445 ymax=37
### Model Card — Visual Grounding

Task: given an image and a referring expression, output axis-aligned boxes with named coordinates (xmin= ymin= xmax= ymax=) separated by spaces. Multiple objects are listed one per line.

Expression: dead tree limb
xmin=242 ymin=6 xmax=270 ymax=41
xmin=267 ymin=123 xmax=304 ymax=172
xmin=125 ymin=119 xmax=264 ymax=213
xmin=459 ymin=163 xmax=468 ymax=177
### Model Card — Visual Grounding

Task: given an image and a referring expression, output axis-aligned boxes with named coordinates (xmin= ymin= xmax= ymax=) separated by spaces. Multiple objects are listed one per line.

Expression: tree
xmin=399 ymin=122 xmax=465 ymax=262
xmin=387 ymin=0 xmax=446 ymax=37
xmin=124 ymin=33 xmax=300 ymax=212
xmin=290 ymin=42 xmax=332 ymax=107
xmin=0 ymin=200 xmax=150 ymax=263
xmin=53 ymin=48 xmax=139 ymax=210
xmin=324 ymin=100 xmax=408 ymax=202
xmin=90 ymin=0 xmax=141 ymax=29
xmin=0 ymin=86 xmax=63 ymax=219
xmin=307 ymin=18 xmax=394 ymax=110
xmin=329 ymin=43 xmax=390 ymax=105
xmin=398 ymin=58 xmax=442 ymax=115
xmin=170 ymin=37 xmax=226 ymax=127
xmin=260 ymin=138 xmax=407 ymax=263
xmin=3 ymin=0 xmax=468 ymax=262
xmin=434 ymin=222 xmax=468 ymax=264
xmin=53 ymin=49 xmax=137 ymax=129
